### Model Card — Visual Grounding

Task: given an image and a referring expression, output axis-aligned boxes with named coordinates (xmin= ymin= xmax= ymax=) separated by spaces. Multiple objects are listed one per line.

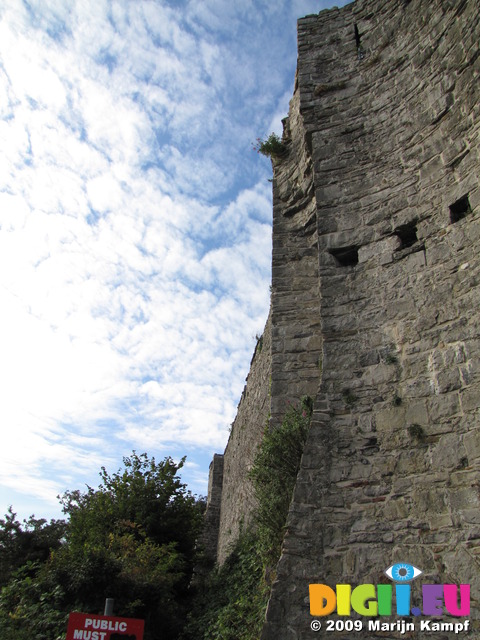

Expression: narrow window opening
xmin=395 ymin=222 xmax=418 ymax=249
xmin=354 ymin=24 xmax=361 ymax=48
xmin=329 ymin=246 xmax=359 ymax=267
xmin=354 ymin=24 xmax=365 ymax=60
xmin=449 ymin=194 xmax=472 ymax=223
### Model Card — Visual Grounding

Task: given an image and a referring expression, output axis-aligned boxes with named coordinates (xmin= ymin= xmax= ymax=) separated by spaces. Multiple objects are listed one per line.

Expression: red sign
xmin=66 ymin=612 xmax=144 ymax=640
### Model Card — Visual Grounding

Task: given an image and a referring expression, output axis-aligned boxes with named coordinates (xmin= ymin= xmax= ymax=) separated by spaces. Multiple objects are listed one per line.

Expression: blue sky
xmin=0 ymin=0 xmax=350 ymax=522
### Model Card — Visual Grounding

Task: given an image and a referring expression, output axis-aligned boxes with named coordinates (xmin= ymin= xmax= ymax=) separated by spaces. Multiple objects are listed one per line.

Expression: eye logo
xmin=385 ymin=563 xmax=422 ymax=583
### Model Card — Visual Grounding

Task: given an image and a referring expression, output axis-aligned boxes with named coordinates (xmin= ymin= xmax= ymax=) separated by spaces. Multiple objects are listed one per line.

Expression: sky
xmin=0 ymin=0 xmax=350 ymax=523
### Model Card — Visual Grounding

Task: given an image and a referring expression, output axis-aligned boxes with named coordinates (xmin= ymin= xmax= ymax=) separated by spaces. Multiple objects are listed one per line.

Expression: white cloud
xmin=0 ymin=0 xmax=350 ymax=520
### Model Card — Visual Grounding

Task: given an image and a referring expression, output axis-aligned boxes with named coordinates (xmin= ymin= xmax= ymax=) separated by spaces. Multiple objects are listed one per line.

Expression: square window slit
xmin=450 ymin=194 xmax=472 ymax=224
xmin=395 ymin=222 xmax=418 ymax=249
xmin=329 ymin=246 xmax=359 ymax=267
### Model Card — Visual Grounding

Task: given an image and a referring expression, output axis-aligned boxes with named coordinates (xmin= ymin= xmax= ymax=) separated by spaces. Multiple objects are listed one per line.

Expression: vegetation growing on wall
xmin=185 ymin=397 xmax=312 ymax=640
xmin=252 ymin=133 xmax=286 ymax=159
xmin=249 ymin=395 xmax=313 ymax=569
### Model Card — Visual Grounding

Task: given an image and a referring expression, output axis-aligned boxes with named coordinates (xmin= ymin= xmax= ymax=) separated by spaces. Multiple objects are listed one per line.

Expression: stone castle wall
xmin=263 ymin=0 xmax=480 ymax=637
xmin=270 ymin=82 xmax=323 ymax=429
xmin=216 ymin=312 xmax=272 ymax=564
xmin=196 ymin=453 xmax=224 ymax=567
xmin=202 ymin=0 xmax=480 ymax=636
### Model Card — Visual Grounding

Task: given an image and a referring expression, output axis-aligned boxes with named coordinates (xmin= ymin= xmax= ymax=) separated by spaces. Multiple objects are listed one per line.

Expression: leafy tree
xmin=0 ymin=562 xmax=67 ymax=640
xmin=0 ymin=452 xmax=205 ymax=640
xmin=0 ymin=512 xmax=67 ymax=640
xmin=0 ymin=508 xmax=66 ymax=588
xmin=60 ymin=452 xmax=202 ymax=557
xmin=53 ymin=452 xmax=204 ymax=638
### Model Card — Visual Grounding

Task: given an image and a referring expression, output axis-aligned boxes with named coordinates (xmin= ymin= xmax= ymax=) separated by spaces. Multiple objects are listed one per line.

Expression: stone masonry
xmin=216 ymin=312 xmax=272 ymax=565
xmin=195 ymin=453 xmax=224 ymax=567
xmin=203 ymin=0 xmax=480 ymax=637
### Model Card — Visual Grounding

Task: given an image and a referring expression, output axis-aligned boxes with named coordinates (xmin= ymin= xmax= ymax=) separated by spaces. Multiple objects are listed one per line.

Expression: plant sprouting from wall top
xmin=252 ymin=133 xmax=286 ymax=159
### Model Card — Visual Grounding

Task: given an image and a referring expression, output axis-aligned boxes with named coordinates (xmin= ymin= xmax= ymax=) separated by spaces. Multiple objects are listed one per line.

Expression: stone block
xmin=405 ymin=400 xmax=429 ymax=425
xmin=427 ymin=393 xmax=461 ymax=422
xmin=460 ymin=387 xmax=480 ymax=412
xmin=463 ymin=430 xmax=480 ymax=461
xmin=361 ymin=363 xmax=398 ymax=386
xmin=358 ymin=236 xmax=400 ymax=264
xmin=431 ymin=433 xmax=467 ymax=470
xmin=402 ymin=249 xmax=426 ymax=270
xmin=394 ymin=449 xmax=428 ymax=475
xmin=450 ymin=487 xmax=480 ymax=511
xmin=375 ymin=405 xmax=406 ymax=431
xmin=435 ymin=368 xmax=463 ymax=394
xmin=382 ymin=497 xmax=409 ymax=521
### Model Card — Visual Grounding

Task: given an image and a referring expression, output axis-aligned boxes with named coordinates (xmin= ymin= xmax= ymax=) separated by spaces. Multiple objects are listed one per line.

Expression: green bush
xmin=249 ymin=396 xmax=312 ymax=568
xmin=0 ymin=562 xmax=68 ymax=640
xmin=185 ymin=532 xmax=267 ymax=640
xmin=186 ymin=397 xmax=312 ymax=640
xmin=252 ymin=133 xmax=286 ymax=158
